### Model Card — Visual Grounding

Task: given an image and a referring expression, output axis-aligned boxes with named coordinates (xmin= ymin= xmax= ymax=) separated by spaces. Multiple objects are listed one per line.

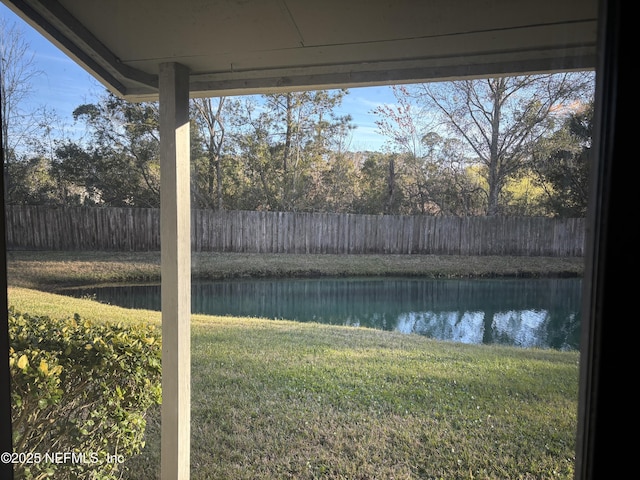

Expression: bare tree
xmin=412 ymin=73 xmax=594 ymax=215
xmin=373 ymin=85 xmax=484 ymax=215
xmin=192 ymin=97 xmax=229 ymax=210
xmin=0 ymin=16 xmax=43 ymax=165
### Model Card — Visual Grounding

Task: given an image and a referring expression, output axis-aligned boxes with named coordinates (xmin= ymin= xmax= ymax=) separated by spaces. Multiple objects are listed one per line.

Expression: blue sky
xmin=1 ymin=3 xmax=398 ymax=152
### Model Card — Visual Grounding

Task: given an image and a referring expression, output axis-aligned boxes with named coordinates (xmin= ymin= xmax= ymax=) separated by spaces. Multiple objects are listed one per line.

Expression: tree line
xmin=2 ymin=18 xmax=594 ymax=217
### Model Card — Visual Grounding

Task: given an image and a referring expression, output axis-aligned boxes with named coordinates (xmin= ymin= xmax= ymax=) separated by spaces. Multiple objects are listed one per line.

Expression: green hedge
xmin=8 ymin=308 xmax=162 ymax=479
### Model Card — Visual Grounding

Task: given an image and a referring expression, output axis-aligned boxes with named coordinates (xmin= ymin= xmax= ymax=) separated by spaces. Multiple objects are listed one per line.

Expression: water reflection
xmin=62 ymin=277 xmax=581 ymax=350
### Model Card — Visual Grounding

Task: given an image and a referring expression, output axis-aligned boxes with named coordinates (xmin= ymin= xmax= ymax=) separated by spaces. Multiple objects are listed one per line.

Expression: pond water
xmin=61 ymin=276 xmax=582 ymax=351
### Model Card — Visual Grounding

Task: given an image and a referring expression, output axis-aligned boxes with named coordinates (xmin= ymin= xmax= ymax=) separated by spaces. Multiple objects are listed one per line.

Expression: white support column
xmin=159 ymin=62 xmax=191 ymax=480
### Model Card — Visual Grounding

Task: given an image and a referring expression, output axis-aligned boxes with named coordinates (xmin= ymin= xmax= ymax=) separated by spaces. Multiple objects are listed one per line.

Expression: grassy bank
xmin=6 ymin=251 xmax=583 ymax=479
xmin=6 ymin=250 xmax=584 ymax=291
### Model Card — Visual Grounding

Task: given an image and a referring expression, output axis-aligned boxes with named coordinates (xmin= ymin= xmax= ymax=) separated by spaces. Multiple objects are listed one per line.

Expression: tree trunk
xmin=385 ymin=155 xmax=396 ymax=214
xmin=487 ymin=79 xmax=504 ymax=216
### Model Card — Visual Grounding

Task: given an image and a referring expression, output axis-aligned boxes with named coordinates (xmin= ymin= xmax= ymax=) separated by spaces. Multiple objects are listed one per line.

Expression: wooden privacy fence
xmin=5 ymin=206 xmax=585 ymax=256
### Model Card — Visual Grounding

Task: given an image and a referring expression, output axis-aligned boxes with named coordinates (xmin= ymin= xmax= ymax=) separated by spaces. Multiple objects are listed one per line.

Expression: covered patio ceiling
xmin=4 ymin=0 xmax=598 ymax=101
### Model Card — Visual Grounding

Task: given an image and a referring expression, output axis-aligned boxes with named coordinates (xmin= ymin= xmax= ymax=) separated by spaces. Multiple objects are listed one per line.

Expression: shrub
xmin=8 ymin=308 xmax=162 ymax=479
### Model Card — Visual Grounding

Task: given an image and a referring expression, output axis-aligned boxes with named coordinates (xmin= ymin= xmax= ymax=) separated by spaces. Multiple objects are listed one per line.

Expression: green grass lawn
xmin=6 ymin=251 xmax=582 ymax=479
